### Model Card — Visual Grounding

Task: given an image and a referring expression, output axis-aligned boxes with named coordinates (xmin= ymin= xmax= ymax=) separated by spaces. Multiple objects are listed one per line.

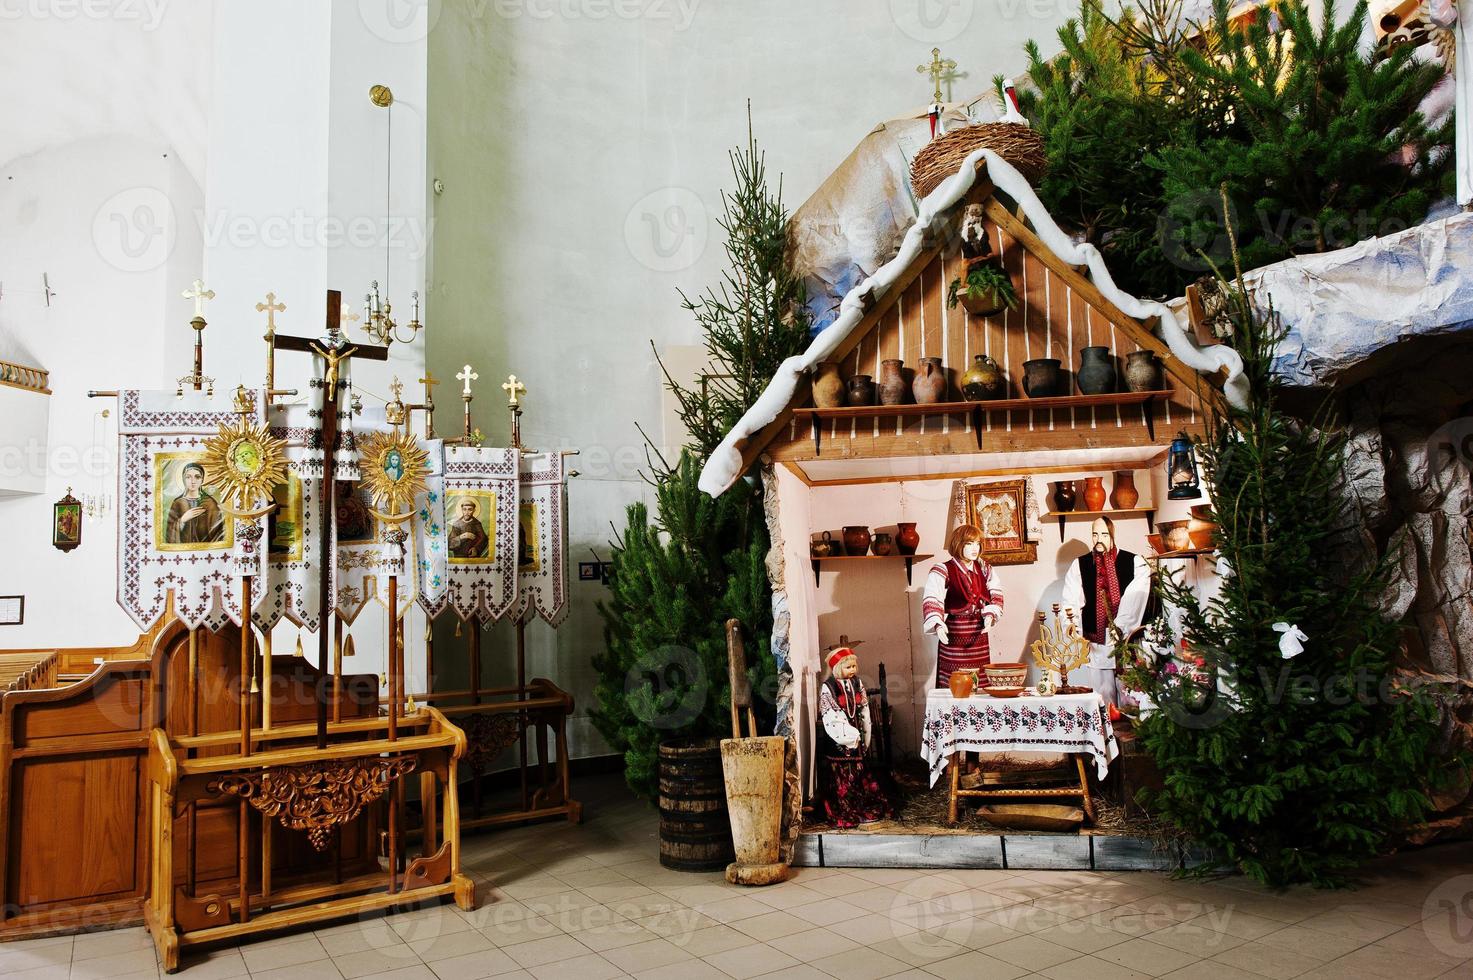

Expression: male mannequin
xmin=1062 ymin=516 xmax=1151 ymax=704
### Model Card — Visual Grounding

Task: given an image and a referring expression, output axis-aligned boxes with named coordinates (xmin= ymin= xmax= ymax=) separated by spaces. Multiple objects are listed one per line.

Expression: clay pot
xmin=877 ymin=359 xmax=907 ymax=406
xmin=948 ymin=669 xmax=976 ymax=699
xmin=896 ymin=522 xmax=920 ymax=556
xmin=1077 ymin=346 xmax=1117 ymax=395
xmin=810 ymin=530 xmax=838 ymax=559
xmin=1022 ymin=358 xmax=1062 ymax=397
xmin=1124 ymin=350 xmax=1163 ymax=393
xmin=1110 ymin=471 xmax=1139 ymax=509
xmin=1082 ymin=476 xmax=1107 ymax=512
xmin=1052 ymin=481 xmax=1077 ymax=514
xmin=961 ymin=354 xmax=1007 ymax=401
xmin=1158 ymin=520 xmax=1192 ymax=553
xmin=812 ymin=362 xmax=844 ymax=408
xmin=842 ymin=526 xmax=871 ymax=556
xmin=871 ymin=532 xmax=895 ymax=556
xmin=912 ymin=357 xmax=947 ymax=404
xmin=846 ymin=375 xmax=876 ymax=407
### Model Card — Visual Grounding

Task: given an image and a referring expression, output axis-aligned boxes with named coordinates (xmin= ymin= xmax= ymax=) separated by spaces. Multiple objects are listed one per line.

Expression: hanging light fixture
xmin=1166 ymin=433 xmax=1203 ymax=500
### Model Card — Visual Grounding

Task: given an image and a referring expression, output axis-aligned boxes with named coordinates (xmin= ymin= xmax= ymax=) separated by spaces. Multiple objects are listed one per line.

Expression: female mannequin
xmin=922 ymin=524 xmax=1005 ymax=687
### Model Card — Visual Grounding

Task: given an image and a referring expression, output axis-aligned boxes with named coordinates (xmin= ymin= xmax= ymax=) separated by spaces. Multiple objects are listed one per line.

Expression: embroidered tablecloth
xmin=920 ymin=689 xmax=1119 ymax=786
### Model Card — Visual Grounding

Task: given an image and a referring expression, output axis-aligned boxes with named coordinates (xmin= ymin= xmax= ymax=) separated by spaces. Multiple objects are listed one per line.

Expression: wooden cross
xmin=502 ymin=374 xmax=526 ymax=407
xmin=255 ymin=292 xmax=286 ymax=336
xmin=457 ymin=364 xmax=478 ymax=397
xmin=182 ymin=278 xmax=215 ymax=319
xmin=917 ymin=47 xmax=957 ymax=104
xmin=270 ymin=289 xmax=389 ymax=748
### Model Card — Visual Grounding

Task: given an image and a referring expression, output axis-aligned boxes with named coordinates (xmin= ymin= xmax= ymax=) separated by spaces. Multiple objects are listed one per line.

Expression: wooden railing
xmin=0 ymin=359 xmax=50 ymax=395
xmin=0 ymin=652 xmax=58 ymax=693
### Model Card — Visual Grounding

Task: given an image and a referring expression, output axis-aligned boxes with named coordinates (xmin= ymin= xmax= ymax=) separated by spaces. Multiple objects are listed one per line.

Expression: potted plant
xmin=947 ymin=260 xmax=1018 ymax=317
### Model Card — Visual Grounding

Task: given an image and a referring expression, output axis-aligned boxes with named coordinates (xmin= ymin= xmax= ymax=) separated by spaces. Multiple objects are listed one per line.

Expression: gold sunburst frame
xmin=201 ymin=417 xmax=290 ymax=512
xmin=358 ymin=429 xmax=429 ymax=516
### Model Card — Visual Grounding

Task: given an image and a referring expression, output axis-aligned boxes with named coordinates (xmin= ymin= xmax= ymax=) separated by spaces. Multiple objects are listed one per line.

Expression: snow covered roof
xmin=697 ymin=151 xmax=1249 ymax=498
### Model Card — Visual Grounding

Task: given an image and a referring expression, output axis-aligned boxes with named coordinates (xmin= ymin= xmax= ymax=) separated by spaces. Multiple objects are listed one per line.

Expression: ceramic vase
xmin=842 ymin=526 xmax=871 ymax=556
xmin=1077 ymin=346 xmax=1117 ymax=395
xmin=912 ymin=357 xmax=947 ymax=404
xmin=961 ymin=354 xmax=1006 ymax=401
xmin=1110 ymin=471 xmax=1139 ymax=509
xmin=871 ymin=532 xmax=895 ymax=556
xmin=948 ymin=670 xmax=976 ymax=699
xmin=1124 ymin=350 xmax=1163 ymax=393
xmin=878 ymin=359 xmax=907 ymax=406
xmin=846 ymin=375 xmax=876 ymax=407
xmin=896 ymin=522 xmax=920 ymax=555
xmin=1052 ymin=480 xmax=1077 ymax=514
xmin=1022 ymin=358 xmax=1061 ymax=397
xmin=1082 ymin=476 xmax=1107 ymax=511
xmin=812 ymin=362 xmax=844 ymax=408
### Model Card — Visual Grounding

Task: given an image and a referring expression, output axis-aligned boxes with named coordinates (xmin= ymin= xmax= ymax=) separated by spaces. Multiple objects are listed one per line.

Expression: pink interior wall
xmin=778 ymin=460 xmax=1218 ymax=768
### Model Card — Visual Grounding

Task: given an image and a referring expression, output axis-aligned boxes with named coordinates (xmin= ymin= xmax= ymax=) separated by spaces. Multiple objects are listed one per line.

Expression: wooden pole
xmin=332 ymin=614 xmax=343 ymax=725
xmin=468 ymin=619 xmax=481 ymax=706
xmin=186 ymin=626 xmax=198 ymax=897
xmin=261 ymin=630 xmax=273 ymax=730
xmin=240 ymin=577 xmax=252 ymax=757
xmin=517 ymin=612 xmax=528 ymax=810
xmin=388 ymin=577 xmax=399 ymax=743
xmin=314 ymin=292 xmax=341 ymax=750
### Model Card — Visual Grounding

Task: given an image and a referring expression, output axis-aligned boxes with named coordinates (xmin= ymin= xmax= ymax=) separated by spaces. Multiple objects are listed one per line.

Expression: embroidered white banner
xmin=117 ymin=389 xmax=266 ymax=631
xmin=331 ymin=407 xmax=416 ymax=625
xmin=254 ymin=402 xmax=323 ymax=631
xmin=418 ymin=444 xmax=520 ymax=623
xmin=516 ymin=451 xmax=569 ymax=626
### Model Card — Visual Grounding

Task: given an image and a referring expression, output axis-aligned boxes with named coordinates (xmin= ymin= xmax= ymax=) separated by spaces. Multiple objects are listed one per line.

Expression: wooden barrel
xmin=658 ymin=737 xmax=735 ymax=871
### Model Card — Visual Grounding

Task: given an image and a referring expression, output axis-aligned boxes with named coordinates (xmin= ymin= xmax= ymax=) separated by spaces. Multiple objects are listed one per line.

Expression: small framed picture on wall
xmin=0 ymin=596 xmax=23 ymax=625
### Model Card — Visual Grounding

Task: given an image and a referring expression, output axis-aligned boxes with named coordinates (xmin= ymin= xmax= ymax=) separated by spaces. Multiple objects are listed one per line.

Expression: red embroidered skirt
xmin=936 ymin=606 xmax=991 ymax=688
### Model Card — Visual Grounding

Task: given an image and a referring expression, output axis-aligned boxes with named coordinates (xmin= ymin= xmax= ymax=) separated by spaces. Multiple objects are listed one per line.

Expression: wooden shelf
xmin=791 ymin=391 xmax=1173 ymax=455
xmin=810 ymin=553 xmax=935 ymax=587
xmin=1043 ymin=507 xmax=1156 ymax=542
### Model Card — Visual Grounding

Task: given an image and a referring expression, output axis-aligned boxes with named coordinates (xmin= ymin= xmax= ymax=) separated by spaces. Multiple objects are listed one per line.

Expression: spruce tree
xmin=1122 ymin=262 xmax=1458 ymax=887
xmin=593 ymin=115 xmax=810 ymax=800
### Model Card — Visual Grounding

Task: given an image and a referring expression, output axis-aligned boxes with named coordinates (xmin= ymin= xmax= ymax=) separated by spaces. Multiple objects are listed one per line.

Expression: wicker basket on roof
xmin=909 ymin=122 xmax=1047 ymax=201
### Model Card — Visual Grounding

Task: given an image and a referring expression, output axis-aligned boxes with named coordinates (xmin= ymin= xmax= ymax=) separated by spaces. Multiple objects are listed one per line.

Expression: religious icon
xmin=448 ymin=491 xmax=495 ymax=564
xmin=52 ymin=488 xmax=82 ymax=553
xmin=154 ymin=455 xmax=232 ymax=550
xmin=334 ymin=484 xmax=376 ymax=545
xmin=267 ymin=475 xmax=303 ymax=561
xmin=963 ymin=478 xmax=1037 ymax=565
xmin=200 ymin=415 xmax=288 ymax=512
xmin=383 ymin=448 xmax=404 ymax=483
xmin=231 ymin=439 xmax=264 ymax=478
xmin=518 ymin=501 xmax=541 ymax=572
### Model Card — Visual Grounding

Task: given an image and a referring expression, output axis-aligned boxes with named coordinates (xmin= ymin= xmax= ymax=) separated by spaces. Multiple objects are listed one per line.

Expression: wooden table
xmin=919 ymin=689 xmax=1118 ymax=824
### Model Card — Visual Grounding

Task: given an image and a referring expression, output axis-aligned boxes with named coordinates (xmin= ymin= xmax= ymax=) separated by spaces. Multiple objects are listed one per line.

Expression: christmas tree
xmin=593 ymin=114 xmax=810 ymax=800
xmin=1011 ymin=0 xmax=1452 ymax=299
xmin=1122 ymin=245 xmax=1458 ymax=887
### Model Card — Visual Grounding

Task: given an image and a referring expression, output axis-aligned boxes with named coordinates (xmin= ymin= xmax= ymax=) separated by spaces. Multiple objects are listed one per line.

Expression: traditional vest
xmin=941 ymin=558 xmax=993 ymax=615
xmin=1078 ymin=549 xmax=1136 ymax=640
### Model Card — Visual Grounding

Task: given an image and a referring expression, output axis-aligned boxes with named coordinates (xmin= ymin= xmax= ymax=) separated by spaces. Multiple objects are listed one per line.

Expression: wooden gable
xmin=747 ymin=187 xmax=1222 ymax=468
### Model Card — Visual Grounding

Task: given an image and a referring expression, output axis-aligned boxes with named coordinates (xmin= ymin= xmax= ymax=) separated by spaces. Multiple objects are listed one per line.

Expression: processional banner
xmin=516 ymin=451 xmax=569 ymax=626
xmin=332 ymin=404 xmax=416 ymax=625
xmin=117 ymin=389 xmax=266 ymax=631
xmin=254 ymin=402 xmax=323 ymax=631
xmin=416 ymin=444 xmax=520 ymax=622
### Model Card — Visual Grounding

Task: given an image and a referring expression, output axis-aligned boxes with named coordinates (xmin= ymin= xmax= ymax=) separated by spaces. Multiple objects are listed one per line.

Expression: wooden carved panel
xmin=208 ymin=757 xmax=416 ymax=851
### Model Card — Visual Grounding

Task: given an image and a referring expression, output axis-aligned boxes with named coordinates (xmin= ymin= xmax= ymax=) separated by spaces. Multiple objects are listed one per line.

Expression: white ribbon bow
xmin=1272 ymin=622 xmax=1308 ymax=659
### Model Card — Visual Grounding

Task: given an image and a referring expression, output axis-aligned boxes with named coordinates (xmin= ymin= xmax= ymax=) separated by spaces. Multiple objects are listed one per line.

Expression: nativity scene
xmin=1 ymin=0 xmax=1472 ymax=975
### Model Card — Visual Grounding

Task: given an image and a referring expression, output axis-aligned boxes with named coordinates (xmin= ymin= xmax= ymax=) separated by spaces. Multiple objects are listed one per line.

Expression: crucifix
xmin=270 ymin=289 xmax=389 ymax=747
xmin=181 ymin=278 xmax=216 ymax=392
xmin=503 ymin=374 xmax=526 ymax=450
xmin=408 ymin=372 xmax=439 ymax=439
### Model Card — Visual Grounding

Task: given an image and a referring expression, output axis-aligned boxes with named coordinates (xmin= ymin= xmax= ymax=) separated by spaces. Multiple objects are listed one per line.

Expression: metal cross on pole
xmin=269 ymin=289 xmax=389 ymax=748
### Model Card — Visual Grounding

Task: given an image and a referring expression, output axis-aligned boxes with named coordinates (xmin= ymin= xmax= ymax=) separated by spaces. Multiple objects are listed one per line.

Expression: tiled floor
xmin=3 ymin=774 xmax=1471 ymax=979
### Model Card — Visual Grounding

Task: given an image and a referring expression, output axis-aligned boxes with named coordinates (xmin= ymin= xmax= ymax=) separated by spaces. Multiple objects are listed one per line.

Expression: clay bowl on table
xmin=984 ymin=662 xmax=1029 ymax=688
xmin=982 ymin=686 xmax=1027 ymax=698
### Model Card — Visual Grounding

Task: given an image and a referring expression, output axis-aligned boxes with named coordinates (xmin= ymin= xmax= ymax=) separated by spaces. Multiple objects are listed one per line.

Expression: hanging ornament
xmin=342 ymin=633 xmax=356 ymax=658
xmin=454 ymin=619 xmax=462 ymax=638
xmin=1272 ymin=622 xmax=1307 ymax=659
xmin=293 ymin=631 xmax=304 ymax=658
